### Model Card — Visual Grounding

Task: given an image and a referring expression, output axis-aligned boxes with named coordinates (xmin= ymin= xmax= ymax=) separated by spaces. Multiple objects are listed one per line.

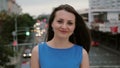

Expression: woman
xmin=31 ymin=4 xmax=91 ymax=68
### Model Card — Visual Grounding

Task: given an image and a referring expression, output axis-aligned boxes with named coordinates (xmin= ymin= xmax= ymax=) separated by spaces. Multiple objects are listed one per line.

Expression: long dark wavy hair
xmin=46 ymin=4 xmax=91 ymax=53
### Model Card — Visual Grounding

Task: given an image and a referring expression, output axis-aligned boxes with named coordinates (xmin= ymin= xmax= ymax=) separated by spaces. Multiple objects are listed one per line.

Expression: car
xmin=22 ymin=48 xmax=32 ymax=58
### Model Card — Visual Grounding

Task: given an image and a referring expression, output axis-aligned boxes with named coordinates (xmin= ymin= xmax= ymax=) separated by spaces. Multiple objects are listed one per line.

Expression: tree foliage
xmin=0 ymin=11 xmax=14 ymax=44
xmin=17 ymin=13 xmax=35 ymax=43
xmin=0 ymin=45 xmax=14 ymax=67
xmin=0 ymin=12 xmax=15 ymax=67
xmin=18 ymin=13 xmax=35 ymax=27
xmin=0 ymin=12 xmax=35 ymax=67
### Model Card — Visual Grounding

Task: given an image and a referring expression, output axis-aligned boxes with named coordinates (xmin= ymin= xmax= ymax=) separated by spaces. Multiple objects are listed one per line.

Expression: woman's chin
xmin=58 ymin=35 xmax=69 ymax=39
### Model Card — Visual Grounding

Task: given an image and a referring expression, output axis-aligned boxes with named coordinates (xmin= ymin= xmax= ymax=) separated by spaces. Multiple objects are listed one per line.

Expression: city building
xmin=0 ymin=0 xmax=22 ymax=14
xmin=78 ymin=9 xmax=88 ymax=19
xmin=88 ymin=0 xmax=120 ymax=33
xmin=89 ymin=0 xmax=120 ymax=23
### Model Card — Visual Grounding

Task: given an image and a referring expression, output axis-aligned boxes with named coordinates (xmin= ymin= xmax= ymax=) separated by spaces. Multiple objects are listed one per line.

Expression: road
xmin=89 ymin=46 xmax=120 ymax=68
xmin=21 ymin=45 xmax=120 ymax=68
xmin=21 ymin=58 xmax=30 ymax=68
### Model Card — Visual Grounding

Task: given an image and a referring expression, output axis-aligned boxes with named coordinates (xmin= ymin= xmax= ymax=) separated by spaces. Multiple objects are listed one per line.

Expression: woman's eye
xmin=57 ymin=20 xmax=63 ymax=23
xmin=68 ymin=22 xmax=73 ymax=25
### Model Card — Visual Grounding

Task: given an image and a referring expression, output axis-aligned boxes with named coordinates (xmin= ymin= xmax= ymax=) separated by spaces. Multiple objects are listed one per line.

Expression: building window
xmin=119 ymin=14 xmax=120 ymax=20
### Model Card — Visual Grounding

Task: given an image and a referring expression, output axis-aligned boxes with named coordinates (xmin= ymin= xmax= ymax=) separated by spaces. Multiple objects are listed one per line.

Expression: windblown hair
xmin=46 ymin=4 xmax=91 ymax=53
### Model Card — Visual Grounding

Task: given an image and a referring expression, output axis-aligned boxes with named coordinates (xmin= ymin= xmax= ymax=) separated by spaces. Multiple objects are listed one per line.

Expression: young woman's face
xmin=52 ymin=10 xmax=75 ymax=39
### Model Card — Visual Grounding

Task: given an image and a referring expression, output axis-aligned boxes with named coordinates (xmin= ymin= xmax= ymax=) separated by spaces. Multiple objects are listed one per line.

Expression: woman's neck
xmin=47 ymin=37 xmax=73 ymax=48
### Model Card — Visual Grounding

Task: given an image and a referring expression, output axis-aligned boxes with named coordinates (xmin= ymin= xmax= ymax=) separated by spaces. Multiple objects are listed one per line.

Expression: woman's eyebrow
xmin=58 ymin=18 xmax=74 ymax=21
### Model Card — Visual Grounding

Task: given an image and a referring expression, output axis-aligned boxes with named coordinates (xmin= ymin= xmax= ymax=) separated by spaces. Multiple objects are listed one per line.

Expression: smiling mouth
xmin=59 ymin=30 xmax=68 ymax=34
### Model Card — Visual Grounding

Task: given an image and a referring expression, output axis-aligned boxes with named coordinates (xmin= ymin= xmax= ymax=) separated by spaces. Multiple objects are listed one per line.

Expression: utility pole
xmin=12 ymin=14 xmax=18 ymax=63
xmin=14 ymin=14 xmax=18 ymax=51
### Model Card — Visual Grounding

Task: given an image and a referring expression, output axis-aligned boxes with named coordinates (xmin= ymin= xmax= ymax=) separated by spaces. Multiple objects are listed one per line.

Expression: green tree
xmin=0 ymin=11 xmax=14 ymax=44
xmin=0 ymin=45 xmax=14 ymax=67
xmin=18 ymin=13 xmax=35 ymax=27
xmin=0 ymin=11 xmax=14 ymax=68
xmin=0 ymin=12 xmax=35 ymax=68
xmin=17 ymin=13 xmax=35 ymax=43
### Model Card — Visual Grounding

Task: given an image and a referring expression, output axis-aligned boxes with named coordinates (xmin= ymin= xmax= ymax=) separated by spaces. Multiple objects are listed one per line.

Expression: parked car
xmin=22 ymin=48 xmax=32 ymax=58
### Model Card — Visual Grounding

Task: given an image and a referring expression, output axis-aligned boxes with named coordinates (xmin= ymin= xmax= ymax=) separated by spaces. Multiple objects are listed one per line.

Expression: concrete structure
xmin=88 ymin=0 xmax=120 ymax=33
xmin=89 ymin=0 xmax=120 ymax=22
xmin=0 ymin=0 xmax=22 ymax=14
xmin=78 ymin=9 xmax=89 ymax=21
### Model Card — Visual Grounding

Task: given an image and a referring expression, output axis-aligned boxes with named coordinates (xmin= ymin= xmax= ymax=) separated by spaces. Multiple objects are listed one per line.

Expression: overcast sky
xmin=16 ymin=0 xmax=89 ymax=16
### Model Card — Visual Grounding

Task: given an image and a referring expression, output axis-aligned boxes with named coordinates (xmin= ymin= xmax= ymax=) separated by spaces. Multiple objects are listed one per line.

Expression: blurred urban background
xmin=0 ymin=0 xmax=120 ymax=68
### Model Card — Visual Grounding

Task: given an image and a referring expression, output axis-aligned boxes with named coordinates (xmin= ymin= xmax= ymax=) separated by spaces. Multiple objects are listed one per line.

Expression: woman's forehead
xmin=55 ymin=10 xmax=75 ymax=21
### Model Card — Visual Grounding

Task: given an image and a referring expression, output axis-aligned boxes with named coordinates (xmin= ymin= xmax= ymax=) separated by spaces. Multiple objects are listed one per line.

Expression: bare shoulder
xmin=81 ymin=48 xmax=90 ymax=68
xmin=82 ymin=48 xmax=88 ymax=57
xmin=31 ymin=45 xmax=40 ymax=68
xmin=31 ymin=45 xmax=39 ymax=54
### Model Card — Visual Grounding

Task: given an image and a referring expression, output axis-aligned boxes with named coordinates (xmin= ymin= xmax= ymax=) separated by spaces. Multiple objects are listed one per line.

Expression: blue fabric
xmin=38 ymin=42 xmax=83 ymax=68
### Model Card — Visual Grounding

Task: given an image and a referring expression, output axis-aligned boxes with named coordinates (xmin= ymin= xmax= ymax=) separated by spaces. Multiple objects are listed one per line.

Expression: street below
xmin=21 ymin=44 xmax=120 ymax=68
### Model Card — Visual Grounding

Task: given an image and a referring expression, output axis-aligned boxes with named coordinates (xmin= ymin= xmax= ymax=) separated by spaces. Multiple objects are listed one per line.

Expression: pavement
xmin=7 ymin=47 xmax=24 ymax=68
xmin=99 ymin=43 xmax=120 ymax=56
xmin=15 ymin=47 xmax=25 ymax=68
xmin=89 ymin=44 xmax=120 ymax=68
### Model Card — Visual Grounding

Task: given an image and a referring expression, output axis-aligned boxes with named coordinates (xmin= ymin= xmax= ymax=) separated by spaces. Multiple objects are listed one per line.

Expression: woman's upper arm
xmin=80 ymin=48 xmax=90 ymax=68
xmin=30 ymin=45 xmax=40 ymax=68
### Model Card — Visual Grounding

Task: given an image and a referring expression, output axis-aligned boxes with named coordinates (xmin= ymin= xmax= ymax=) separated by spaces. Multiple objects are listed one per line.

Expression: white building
xmin=0 ymin=0 xmax=22 ymax=14
xmin=89 ymin=0 xmax=120 ymax=23
xmin=89 ymin=0 xmax=120 ymax=33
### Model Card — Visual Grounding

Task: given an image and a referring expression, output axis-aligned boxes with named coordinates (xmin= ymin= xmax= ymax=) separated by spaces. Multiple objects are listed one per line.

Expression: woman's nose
xmin=61 ymin=23 xmax=67 ymax=29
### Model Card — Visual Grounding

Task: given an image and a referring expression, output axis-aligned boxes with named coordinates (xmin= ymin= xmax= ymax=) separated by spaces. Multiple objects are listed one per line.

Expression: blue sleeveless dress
xmin=38 ymin=42 xmax=83 ymax=68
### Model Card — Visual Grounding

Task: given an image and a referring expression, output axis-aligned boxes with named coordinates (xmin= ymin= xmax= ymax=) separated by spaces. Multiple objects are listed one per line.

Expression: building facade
xmin=0 ymin=0 xmax=22 ymax=14
xmin=89 ymin=0 xmax=120 ymax=23
xmin=89 ymin=0 xmax=120 ymax=33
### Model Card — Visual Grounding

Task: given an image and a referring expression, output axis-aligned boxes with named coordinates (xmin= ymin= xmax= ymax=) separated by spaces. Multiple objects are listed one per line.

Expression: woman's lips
xmin=59 ymin=30 xmax=68 ymax=34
